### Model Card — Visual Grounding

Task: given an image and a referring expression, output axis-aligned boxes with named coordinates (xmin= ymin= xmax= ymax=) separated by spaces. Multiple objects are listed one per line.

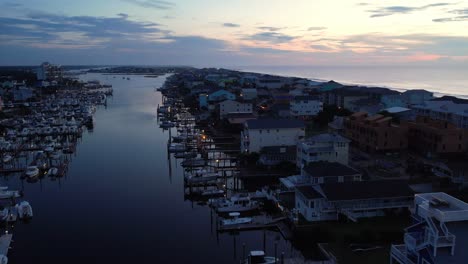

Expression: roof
xmin=296 ymin=185 xmax=324 ymax=200
xmin=246 ymin=118 xmax=304 ymax=129
xmin=305 ymin=133 xmax=350 ymax=143
xmin=320 ymin=180 xmax=414 ymax=201
xmin=384 ymin=106 xmax=411 ymax=114
xmin=303 ymin=161 xmax=360 ymax=177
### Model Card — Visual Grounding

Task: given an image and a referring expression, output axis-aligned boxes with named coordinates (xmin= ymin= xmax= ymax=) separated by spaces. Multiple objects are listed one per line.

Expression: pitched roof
xmin=296 ymin=186 xmax=324 ymax=200
xmin=302 ymin=161 xmax=360 ymax=177
xmin=246 ymin=118 xmax=304 ymax=129
xmin=320 ymin=180 xmax=414 ymax=201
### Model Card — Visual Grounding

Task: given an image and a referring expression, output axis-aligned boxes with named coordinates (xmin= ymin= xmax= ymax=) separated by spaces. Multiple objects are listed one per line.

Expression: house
xmin=240 ymin=88 xmax=258 ymax=100
xmin=344 ymin=112 xmax=408 ymax=153
xmin=381 ymin=94 xmax=406 ymax=108
xmin=199 ymin=94 xmax=208 ymax=109
xmin=259 ymin=145 xmax=297 ymax=166
xmin=412 ymin=100 xmax=468 ymax=128
xmin=295 ymin=180 xmax=414 ymax=222
xmin=319 ymin=81 xmax=343 ymax=92
xmin=290 ymin=96 xmax=323 ymax=118
xmin=347 ymin=98 xmax=383 ymax=115
xmin=208 ymin=89 xmax=236 ymax=102
xmin=300 ymin=161 xmax=361 ymax=184
xmin=328 ymin=116 xmax=345 ymax=133
xmin=12 ymin=87 xmax=34 ymax=102
xmin=256 ymin=77 xmax=284 ymax=89
xmin=241 ymin=118 xmax=305 ymax=153
xmin=219 ymin=100 xmax=253 ymax=119
xmin=240 ymin=75 xmax=259 ymax=86
xmin=384 ymin=107 xmax=414 ymax=121
xmin=391 ymin=192 xmax=468 ymax=264
xmin=289 ymin=88 xmax=306 ymax=97
xmin=407 ymin=116 xmax=468 ymax=157
xmin=401 ymin=89 xmax=434 ymax=106
xmin=227 ymin=113 xmax=257 ymax=125
xmin=297 ymin=133 xmax=350 ymax=167
xmin=270 ymin=104 xmax=291 ymax=118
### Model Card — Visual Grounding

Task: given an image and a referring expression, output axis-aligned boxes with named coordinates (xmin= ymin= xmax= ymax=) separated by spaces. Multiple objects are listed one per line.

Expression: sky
xmin=0 ymin=0 xmax=467 ymax=67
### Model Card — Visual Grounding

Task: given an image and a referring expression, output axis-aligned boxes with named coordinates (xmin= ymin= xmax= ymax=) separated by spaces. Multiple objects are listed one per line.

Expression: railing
xmin=417 ymin=201 xmax=468 ymax=222
xmin=391 ymin=245 xmax=416 ymax=264
xmin=340 ymin=200 xmax=412 ymax=210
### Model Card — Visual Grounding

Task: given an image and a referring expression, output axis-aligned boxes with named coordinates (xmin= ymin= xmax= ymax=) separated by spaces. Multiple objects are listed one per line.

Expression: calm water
xmin=234 ymin=65 xmax=468 ymax=99
xmin=3 ymin=74 xmax=296 ymax=263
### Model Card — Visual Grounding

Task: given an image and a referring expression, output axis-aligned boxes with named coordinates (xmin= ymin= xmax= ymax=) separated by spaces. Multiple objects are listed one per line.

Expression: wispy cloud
xmin=244 ymin=31 xmax=296 ymax=43
xmin=256 ymin=26 xmax=284 ymax=31
xmin=223 ymin=23 xmax=240 ymax=28
xmin=122 ymin=0 xmax=175 ymax=10
xmin=307 ymin=27 xmax=327 ymax=31
xmin=433 ymin=8 xmax=468 ymax=22
xmin=368 ymin=3 xmax=452 ymax=18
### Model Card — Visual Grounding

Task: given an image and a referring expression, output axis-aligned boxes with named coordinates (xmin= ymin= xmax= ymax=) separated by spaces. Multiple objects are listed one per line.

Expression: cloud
xmin=0 ymin=12 xmax=170 ymax=49
xmin=256 ymin=26 xmax=284 ymax=31
xmin=122 ymin=0 xmax=174 ymax=10
xmin=307 ymin=27 xmax=327 ymax=31
xmin=223 ymin=23 xmax=240 ymax=28
xmin=244 ymin=31 xmax=296 ymax=43
xmin=433 ymin=8 xmax=468 ymax=22
xmin=368 ymin=3 xmax=452 ymax=18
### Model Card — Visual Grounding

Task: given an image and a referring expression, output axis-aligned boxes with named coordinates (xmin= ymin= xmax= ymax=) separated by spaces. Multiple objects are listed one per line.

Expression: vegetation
xmin=314 ymin=105 xmax=352 ymax=126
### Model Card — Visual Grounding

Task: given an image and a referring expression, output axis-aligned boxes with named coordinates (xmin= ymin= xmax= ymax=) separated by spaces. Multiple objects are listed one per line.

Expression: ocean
xmin=232 ymin=65 xmax=468 ymax=99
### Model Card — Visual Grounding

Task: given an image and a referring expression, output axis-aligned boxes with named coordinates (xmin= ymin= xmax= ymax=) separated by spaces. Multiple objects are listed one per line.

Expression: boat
xmin=242 ymin=251 xmax=278 ymax=264
xmin=47 ymin=167 xmax=59 ymax=177
xmin=16 ymin=201 xmax=33 ymax=219
xmin=2 ymin=155 xmax=12 ymax=163
xmin=0 ymin=207 xmax=17 ymax=222
xmin=215 ymin=194 xmax=260 ymax=213
xmin=181 ymin=158 xmax=206 ymax=168
xmin=49 ymin=151 xmax=61 ymax=160
xmin=0 ymin=187 xmax=20 ymax=199
xmin=221 ymin=212 xmax=252 ymax=226
xmin=201 ymin=189 xmax=225 ymax=197
xmin=25 ymin=166 xmax=40 ymax=178
xmin=168 ymin=143 xmax=186 ymax=153
xmin=160 ymin=121 xmax=175 ymax=128
xmin=174 ymin=151 xmax=197 ymax=159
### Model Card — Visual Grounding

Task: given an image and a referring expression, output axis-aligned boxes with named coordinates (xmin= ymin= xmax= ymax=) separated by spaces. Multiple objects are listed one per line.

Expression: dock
xmin=0 ymin=233 xmax=12 ymax=256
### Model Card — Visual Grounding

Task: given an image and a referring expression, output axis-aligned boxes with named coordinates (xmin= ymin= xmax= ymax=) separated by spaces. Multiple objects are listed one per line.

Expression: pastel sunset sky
xmin=1 ymin=0 xmax=467 ymax=66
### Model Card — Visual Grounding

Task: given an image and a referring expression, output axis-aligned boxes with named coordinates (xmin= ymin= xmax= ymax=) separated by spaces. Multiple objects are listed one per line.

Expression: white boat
xmin=242 ymin=251 xmax=278 ymax=264
xmin=2 ymin=155 xmax=12 ymax=163
xmin=0 ymin=187 xmax=20 ymax=199
xmin=168 ymin=143 xmax=186 ymax=153
xmin=0 ymin=207 xmax=17 ymax=223
xmin=201 ymin=189 xmax=225 ymax=197
xmin=221 ymin=212 xmax=252 ymax=226
xmin=181 ymin=158 xmax=206 ymax=168
xmin=16 ymin=201 xmax=33 ymax=219
xmin=50 ymin=151 xmax=61 ymax=160
xmin=47 ymin=167 xmax=59 ymax=177
xmin=216 ymin=194 xmax=260 ymax=213
xmin=25 ymin=166 xmax=39 ymax=178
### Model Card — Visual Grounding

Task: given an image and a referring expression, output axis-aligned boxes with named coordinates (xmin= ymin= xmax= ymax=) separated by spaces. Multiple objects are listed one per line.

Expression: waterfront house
xmin=412 ymin=100 xmax=468 ymax=128
xmin=390 ymin=192 xmax=468 ymax=264
xmin=219 ymin=100 xmax=253 ymax=119
xmin=407 ymin=116 xmax=468 ymax=157
xmin=401 ymin=89 xmax=434 ymax=106
xmin=297 ymin=133 xmax=350 ymax=167
xmin=208 ymin=89 xmax=236 ymax=102
xmin=240 ymin=88 xmax=257 ymax=100
xmin=259 ymin=145 xmax=297 ymax=166
xmin=300 ymin=161 xmax=361 ymax=184
xmin=344 ymin=112 xmax=408 ymax=153
xmin=241 ymin=118 xmax=305 ymax=153
xmin=295 ymin=180 xmax=414 ymax=222
xmin=290 ymin=96 xmax=323 ymax=119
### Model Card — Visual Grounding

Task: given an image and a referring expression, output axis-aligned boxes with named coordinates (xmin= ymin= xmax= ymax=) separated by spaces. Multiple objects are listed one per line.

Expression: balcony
xmin=391 ymin=245 xmax=416 ymax=264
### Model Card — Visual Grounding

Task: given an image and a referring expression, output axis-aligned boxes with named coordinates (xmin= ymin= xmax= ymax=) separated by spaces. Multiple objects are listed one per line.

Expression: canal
xmin=3 ymin=73 xmax=298 ymax=263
